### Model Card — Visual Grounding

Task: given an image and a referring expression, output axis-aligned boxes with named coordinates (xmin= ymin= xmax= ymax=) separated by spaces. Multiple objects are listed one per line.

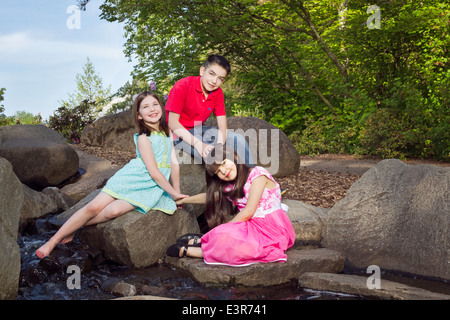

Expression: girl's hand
xmin=174 ymin=193 xmax=189 ymax=201
xmin=175 ymin=198 xmax=185 ymax=206
xmin=174 ymin=194 xmax=189 ymax=209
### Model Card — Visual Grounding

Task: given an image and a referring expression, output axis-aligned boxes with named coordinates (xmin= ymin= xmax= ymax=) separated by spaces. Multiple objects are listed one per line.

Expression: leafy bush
xmin=289 ymin=114 xmax=359 ymax=156
xmin=10 ymin=111 xmax=43 ymax=125
xmin=356 ymin=108 xmax=449 ymax=161
xmin=47 ymin=101 xmax=95 ymax=144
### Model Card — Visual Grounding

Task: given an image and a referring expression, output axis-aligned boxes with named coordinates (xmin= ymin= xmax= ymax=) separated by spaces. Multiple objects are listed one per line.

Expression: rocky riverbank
xmin=1 ymin=118 xmax=449 ymax=300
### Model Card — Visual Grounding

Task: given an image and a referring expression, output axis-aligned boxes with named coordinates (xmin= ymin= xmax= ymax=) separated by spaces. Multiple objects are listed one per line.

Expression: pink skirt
xmin=201 ymin=209 xmax=296 ymax=267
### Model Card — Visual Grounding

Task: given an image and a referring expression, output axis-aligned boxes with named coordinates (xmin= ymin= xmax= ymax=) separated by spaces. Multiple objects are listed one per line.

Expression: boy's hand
xmin=195 ymin=142 xmax=214 ymax=158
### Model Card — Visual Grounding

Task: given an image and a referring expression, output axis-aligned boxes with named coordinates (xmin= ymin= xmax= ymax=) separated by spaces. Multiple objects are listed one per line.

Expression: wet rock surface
xmin=16 ymin=214 xmax=321 ymax=300
xmin=322 ymin=159 xmax=450 ymax=280
xmin=18 ymin=215 xmax=353 ymax=300
xmin=298 ymin=272 xmax=450 ymax=300
xmin=5 ymin=124 xmax=449 ymax=300
xmin=165 ymin=248 xmax=345 ymax=287
xmin=0 ymin=124 xmax=79 ymax=190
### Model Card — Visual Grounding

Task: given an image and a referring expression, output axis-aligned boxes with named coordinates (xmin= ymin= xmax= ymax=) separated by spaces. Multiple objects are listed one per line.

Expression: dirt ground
xmin=278 ymin=154 xmax=449 ymax=208
xmin=74 ymin=144 xmax=449 ymax=209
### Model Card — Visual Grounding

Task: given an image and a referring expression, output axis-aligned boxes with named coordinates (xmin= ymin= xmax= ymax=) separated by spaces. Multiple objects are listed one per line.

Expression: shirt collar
xmin=195 ymin=75 xmax=204 ymax=93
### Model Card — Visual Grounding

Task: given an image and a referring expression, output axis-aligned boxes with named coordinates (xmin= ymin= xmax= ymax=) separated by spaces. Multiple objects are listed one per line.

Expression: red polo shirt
xmin=165 ymin=76 xmax=226 ymax=130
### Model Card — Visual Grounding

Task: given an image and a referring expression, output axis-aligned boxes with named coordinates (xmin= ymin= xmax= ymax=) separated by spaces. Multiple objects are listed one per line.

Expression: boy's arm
xmin=168 ymin=112 xmax=214 ymax=158
xmin=216 ymin=115 xmax=227 ymax=145
xmin=168 ymin=112 xmax=197 ymax=146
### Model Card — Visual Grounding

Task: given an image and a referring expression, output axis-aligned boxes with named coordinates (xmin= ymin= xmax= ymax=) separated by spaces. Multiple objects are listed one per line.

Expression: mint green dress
xmin=101 ymin=132 xmax=177 ymax=214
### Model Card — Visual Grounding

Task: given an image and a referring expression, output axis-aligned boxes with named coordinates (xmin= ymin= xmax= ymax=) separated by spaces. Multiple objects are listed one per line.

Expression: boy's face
xmin=199 ymin=64 xmax=227 ymax=94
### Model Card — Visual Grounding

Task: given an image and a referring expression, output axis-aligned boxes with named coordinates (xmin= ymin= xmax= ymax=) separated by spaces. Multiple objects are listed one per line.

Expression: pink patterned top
xmin=223 ymin=166 xmax=283 ymax=218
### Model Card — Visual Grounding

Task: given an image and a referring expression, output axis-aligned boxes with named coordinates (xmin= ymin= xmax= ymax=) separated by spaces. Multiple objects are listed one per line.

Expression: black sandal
xmin=166 ymin=242 xmax=190 ymax=258
xmin=176 ymin=233 xmax=203 ymax=247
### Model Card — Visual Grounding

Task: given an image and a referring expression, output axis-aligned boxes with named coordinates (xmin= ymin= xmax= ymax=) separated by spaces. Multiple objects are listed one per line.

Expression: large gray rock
xmin=0 ymin=125 xmax=79 ymax=189
xmin=81 ymin=110 xmax=136 ymax=153
xmin=81 ymin=112 xmax=300 ymax=177
xmin=20 ymin=185 xmax=75 ymax=232
xmin=52 ymin=189 xmax=201 ymax=268
xmin=322 ymin=159 xmax=449 ymax=280
xmin=298 ymin=272 xmax=450 ymax=300
xmin=283 ymin=199 xmax=329 ymax=248
xmin=206 ymin=116 xmax=300 ymax=177
xmin=0 ymin=124 xmax=66 ymax=144
xmin=0 ymin=157 xmax=23 ymax=299
xmin=79 ymin=207 xmax=200 ymax=268
xmin=165 ymin=248 xmax=344 ymax=287
xmin=60 ymin=147 xmax=122 ymax=202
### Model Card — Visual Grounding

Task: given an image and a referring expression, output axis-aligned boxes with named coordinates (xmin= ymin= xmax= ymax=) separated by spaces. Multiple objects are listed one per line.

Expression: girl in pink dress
xmin=167 ymin=144 xmax=295 ymax=266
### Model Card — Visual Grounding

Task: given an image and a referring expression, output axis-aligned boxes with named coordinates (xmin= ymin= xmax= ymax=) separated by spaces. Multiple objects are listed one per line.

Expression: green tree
xmin=95 ymin=0 xmax=349 ymax=132
xmin=0 ymin=87 xmax=4 ymax=111
xmin=0 ymin=88 xmax=11 ymax=126
xmin=340 ymin=0 xmax=449 ymax=159
xmin=0 ymin=88 xmax=17 ymax=126
xmin=0 ymin=88 xmax=5 ymax=120
xmin=60 ymin=57 xmax=112 ymax=118
xmin=12 ymin=110 xmax=43 ymax=125
xmin=82 ymin=0 xmax=449 ymax=160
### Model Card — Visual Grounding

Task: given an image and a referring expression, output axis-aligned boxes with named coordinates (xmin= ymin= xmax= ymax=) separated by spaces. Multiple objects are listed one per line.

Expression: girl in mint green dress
xmin=36 ymin=92 xmax=188 ymax=258
xmin=102 ymin=131 xmax=176 ymax=214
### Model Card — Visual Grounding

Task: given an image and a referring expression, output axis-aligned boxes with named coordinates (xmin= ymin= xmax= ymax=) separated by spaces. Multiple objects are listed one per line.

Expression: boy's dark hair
xmin=203 ymin=55 xmax=231 ymax=75
xmin=132 ymin=91 xmax=170 ymax=137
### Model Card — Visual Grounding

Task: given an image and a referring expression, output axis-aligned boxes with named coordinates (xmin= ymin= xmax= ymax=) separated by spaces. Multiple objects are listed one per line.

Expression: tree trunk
xmin=282 ymin=0 xmax=349 ymax=82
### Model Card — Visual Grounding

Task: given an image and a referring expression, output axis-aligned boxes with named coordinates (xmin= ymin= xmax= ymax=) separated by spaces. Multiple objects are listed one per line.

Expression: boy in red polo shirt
xmin=166 ymin=55 xmax=254 ymax=166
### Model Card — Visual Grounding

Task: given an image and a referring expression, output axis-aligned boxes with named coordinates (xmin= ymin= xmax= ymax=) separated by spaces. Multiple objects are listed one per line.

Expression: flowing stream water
xmin=17 ymin=214 xmax=362 ymax=301
xmin=17 ymin=213 xmax=448 ymax=301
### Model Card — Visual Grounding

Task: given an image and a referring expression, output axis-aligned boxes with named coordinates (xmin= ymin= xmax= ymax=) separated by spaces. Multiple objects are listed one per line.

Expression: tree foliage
xmin=0 ymin=88 xmax=43 ymax=126
xmin=48 ymin=57 xmax=112 ymax=143
xmin=59 ymin=57 xmax=112 ymax=118
xmin=0 ymin=88 xmax=8 ymax=126
xmin=82 ymin=0 xmax=449 ymax=160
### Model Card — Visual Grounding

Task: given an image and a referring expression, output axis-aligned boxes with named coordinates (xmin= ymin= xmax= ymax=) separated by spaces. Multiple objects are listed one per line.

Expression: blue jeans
xmin=173 ymin=125 xmax=255 ymax=167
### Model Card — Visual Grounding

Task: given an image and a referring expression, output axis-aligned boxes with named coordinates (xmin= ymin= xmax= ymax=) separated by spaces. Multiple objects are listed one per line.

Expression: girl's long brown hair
xmin=204 ymin=144 xmax=251 ymax=228
xmin=132 ymin=91 xmax=170 ymax=137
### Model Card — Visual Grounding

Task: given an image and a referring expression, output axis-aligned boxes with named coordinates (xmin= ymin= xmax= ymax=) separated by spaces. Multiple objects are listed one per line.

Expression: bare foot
xmin=35 ymin=241 xmax=56 ymax=258
xmin=60 ymin=231 xmax=76 ymax=244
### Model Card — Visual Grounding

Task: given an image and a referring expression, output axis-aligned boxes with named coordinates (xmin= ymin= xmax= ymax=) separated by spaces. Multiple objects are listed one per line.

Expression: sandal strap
xmin=192 ymin=236 xmax=200 ymax=245
xmin=181 ymin=245 xmax=189 ymax=257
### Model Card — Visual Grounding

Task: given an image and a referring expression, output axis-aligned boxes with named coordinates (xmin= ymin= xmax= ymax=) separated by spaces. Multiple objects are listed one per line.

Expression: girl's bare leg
xmin=35 ymin=193 xmax=115 ymax=258
xmin=84 ymin=199 xmax=135 ymax=226
xmin=60 ymin=200 xmax=135 ymax=244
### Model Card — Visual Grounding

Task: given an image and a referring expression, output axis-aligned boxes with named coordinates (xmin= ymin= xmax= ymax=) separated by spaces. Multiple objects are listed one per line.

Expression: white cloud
xmin=0 ymin=1 xmax=135 ymax=120
xmin=0 ymin=31 xmax=125 ymax=66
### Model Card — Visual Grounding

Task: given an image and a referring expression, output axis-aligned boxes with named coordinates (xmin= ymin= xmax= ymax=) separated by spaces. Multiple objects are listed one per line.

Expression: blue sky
xmin=0 ymin=0 xmax=134 ymax=120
